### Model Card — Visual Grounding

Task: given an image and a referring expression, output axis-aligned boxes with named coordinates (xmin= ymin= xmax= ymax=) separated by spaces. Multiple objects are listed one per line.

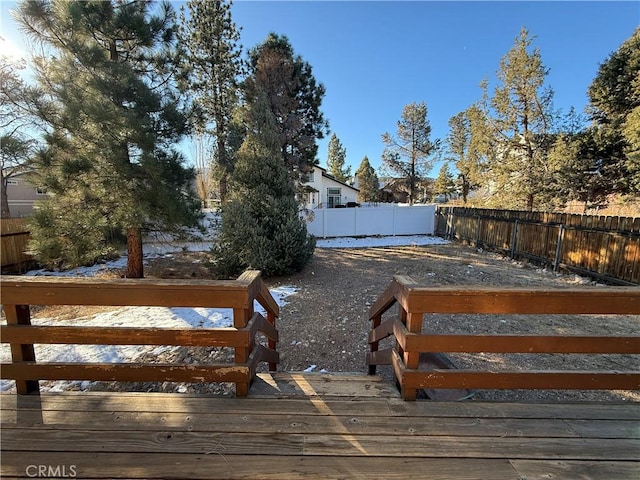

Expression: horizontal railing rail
xmin=1 ymin=270 xmax=279 ymax=397
xmin=367 ymin=276 xmax=640 ymax=400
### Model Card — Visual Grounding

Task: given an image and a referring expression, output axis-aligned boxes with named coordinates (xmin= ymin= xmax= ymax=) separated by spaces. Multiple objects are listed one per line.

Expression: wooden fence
xmin=1 ymin=270 xmax=279 ymax=397
xmin=367 ymin=275 xmax=640 ymax=401
xmin=436 ymin=207 xmax=640 ymax=285
xmin=1 ymin=218 xmax=32 ymax=271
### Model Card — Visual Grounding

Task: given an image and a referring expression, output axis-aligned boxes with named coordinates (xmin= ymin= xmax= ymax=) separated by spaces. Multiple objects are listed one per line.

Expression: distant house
xmin=432 ymin=191 xmax=461 ymax=203
xmin=379 ymin=178 xmax=409 ymax=204
xmin=4 ymin=172 xmax=48 ymax=217
xmin=378 ymin=177 xmax=435 ymax=204
xmin=301 ymin=165 xmax=359 ymax=209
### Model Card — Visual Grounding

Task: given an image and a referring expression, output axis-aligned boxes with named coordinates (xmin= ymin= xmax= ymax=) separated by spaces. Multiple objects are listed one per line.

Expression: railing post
xmin=397 ymin=305 xmax=407 ymax=360
xmin=267 ymin=310 xmax=278 ymax=372
xmin=5 ymin=304 xmax=39 ymax=395
xmin=233 ymin=306 xmax=252 ymax=397
xmin=402 ymin=311 xmax=422 ymax=401
xmin=368 ymin=314 xmax=382 ymax=375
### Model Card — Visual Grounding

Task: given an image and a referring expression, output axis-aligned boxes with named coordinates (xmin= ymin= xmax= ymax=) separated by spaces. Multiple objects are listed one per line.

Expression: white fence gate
xmin=305 ymin=204 xmax=436 ymax=238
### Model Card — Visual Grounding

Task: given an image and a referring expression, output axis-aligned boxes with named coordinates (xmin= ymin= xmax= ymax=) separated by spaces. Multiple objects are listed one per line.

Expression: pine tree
xmin=623 ymin=107 xmax=640 ymax=192
xmin=213 ymin=90 xmax=315 ymax=277
xmin=545 ymin=109 xmax=610 ymax=212
xmin=587 ymin=27 xmax=640 ymax=195
xmin=355 ymin=156 xmax=379 ymax=204
xmin=326 ymin=133 xmax=351 ymax=182
xmin=433 ymin=163 xmax=456 ymax=201
xmin=244 ymin=33 xmax=328 ymax=182
xmin=446 ymin=107 xmax=486 ymax=204
xmin=381 ymin=102 xmax=439 ymax=205
xmin=482 ymin=28 xmax=555 ymax=211
xmin=547 ymin=130 xmax=609 ymax=212
xmin=178 ymin=0 xmax=243 ymax=202
xmin=18 ymin=0 xmax=200 ymax=276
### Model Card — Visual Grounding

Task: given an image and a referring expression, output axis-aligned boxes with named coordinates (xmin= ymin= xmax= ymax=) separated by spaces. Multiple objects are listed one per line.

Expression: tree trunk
xmin=126 ymin=227 xmax=144 ymax=278
xmin=219 ymin=173 xmax=228 ymax=203
xmin=461 ymin=174 xmax=469 ymax=204
xmin=1 ymin=173 xmax=11 ymax=219
xmin=214 ymin=127 xmax=228 ymax=203
xmin=409 ymin=158 xmax=416 ymax=206
xmin=526 ymin=193 xmax=534 ymax=212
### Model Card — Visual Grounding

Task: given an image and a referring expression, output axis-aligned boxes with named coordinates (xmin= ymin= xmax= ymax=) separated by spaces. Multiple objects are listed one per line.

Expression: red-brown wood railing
xmin=1 ymin=270 xmax=279 ymax=397
xmin=368 ymin=276 xmax=640 ymax=400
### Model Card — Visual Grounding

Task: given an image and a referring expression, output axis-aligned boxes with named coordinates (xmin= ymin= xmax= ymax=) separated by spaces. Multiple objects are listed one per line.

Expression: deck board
xmin=1 ymin=453 xmax=520 ymax=480
xmin=510 ymin=460 xmax=640 ymax=480
xmin=0 ymin=409 xmax=589 ymax=437
xmin=1 ymin=373 xmax=639 ymax=479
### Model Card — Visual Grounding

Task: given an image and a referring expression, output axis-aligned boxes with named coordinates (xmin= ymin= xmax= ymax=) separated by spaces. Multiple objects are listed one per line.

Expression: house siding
xmin=302 ymin=166 xmax=359 ymax=209
xmin=5 ymin=174 xmax=48 ymax=217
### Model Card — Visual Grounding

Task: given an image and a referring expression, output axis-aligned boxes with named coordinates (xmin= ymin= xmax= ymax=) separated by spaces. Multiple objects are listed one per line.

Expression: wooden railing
xmin=1 ymin=270 xmax=279 ymax=397
xmin=367 ymin=276 xmax=640 ymax=400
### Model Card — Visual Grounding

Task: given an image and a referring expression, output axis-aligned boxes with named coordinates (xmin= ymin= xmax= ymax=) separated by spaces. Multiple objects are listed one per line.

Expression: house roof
xmin=314 ymin=165 xmax=359 ymax=192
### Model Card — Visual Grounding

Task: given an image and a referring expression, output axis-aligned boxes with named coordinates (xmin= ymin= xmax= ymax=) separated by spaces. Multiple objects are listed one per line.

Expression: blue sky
xmin=2 ymin=1 xmax=639 ymax=176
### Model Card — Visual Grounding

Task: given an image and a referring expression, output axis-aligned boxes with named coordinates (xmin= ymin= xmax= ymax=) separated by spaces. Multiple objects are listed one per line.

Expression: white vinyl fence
xmin=305 ymin=204 xmax=436 ymax=238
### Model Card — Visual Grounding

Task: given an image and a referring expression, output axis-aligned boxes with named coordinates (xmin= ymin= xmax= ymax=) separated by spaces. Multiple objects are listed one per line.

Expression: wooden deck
xmin=1 ymin=373 xmax=639 ymax=479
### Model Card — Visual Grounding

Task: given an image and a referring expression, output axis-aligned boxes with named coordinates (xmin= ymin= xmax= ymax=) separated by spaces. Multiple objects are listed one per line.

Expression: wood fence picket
xmin=435 ymin=207 xmax=640 ymax=285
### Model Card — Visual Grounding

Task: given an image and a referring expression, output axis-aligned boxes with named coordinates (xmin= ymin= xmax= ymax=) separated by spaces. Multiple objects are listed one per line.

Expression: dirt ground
xmin=266 ymin=244 xmax=639 ymax=402
xmin=24 ymin=242 xmax=640 ymax=402
xmin=142 ymin=241 xmax=640 ymax=402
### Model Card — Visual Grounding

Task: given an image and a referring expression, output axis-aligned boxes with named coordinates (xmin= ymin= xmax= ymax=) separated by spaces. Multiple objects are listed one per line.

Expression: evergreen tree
xmin=446 ymin=112 xmax=469 ymax=202
xmin=545 ymin=108 xmax=611 ymax=212
xmin=213 ymin=90 xmax=315 ymax=277
xmin=482 ymin=28 xmax=555 ymax=211
xmin=587 ymin=27 xmax=640 ymax=194
xmin=355 ymin=156 xmax=379 ymax=204
xmin=326 ymin=133 xmax=351 ymax=182
xmin=178 ymin=0 xmax=243 ymax=202
xmin=18 ymin=0 xmax=200 ymax=276
xmin=547 ymin=129 xmax=610 ymax=212
xmin=623 ymin=106 xmax=640 ymax=192
xmin=433 ymin=163 xmax=456 ymax=201
xmin=381 ymin=102 xmax=439 ymax=205
xmin=445 ymin=106 xmax=488 ymax=204
xmin=244 ymin=33 xmax=328 ymax=182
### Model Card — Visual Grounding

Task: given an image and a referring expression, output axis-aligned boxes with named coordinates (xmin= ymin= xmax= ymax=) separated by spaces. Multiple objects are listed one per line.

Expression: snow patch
xmin=6 ymin=231 xmax=448 ymax=392
xmin=3 ymin=248 xmax=297 ymax=394
xmin=316 ymin=235 xmax=448 ymax=249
